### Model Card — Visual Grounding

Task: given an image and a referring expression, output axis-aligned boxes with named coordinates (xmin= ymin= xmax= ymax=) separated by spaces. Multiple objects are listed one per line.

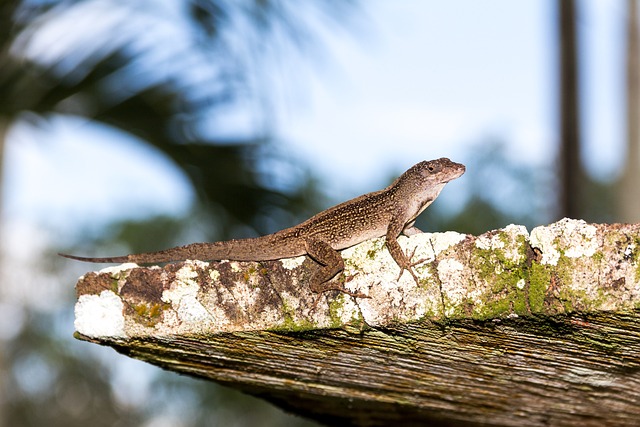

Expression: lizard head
xmin=415 ymin=158 xmax=466 ymax=184
xmin=393 ymin=158 xmax=466 ymax=216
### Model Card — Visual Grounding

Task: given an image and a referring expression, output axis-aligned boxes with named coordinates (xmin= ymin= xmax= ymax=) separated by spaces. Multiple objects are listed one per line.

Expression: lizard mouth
xmin=444 ymin=164 xmax=466 ymax=182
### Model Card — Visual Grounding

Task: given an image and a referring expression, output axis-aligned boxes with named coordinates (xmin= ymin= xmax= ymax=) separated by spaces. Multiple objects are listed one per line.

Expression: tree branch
xmin=73 ymin=218 xmax=640 ymax=427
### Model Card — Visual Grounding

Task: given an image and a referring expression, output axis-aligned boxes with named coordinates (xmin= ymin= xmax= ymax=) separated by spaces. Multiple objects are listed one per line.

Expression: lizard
xmin=60 ymin=158 xmax=465 ymax=296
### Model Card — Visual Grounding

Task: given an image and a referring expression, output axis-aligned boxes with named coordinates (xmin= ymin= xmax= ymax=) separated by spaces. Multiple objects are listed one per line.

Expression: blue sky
xmin=277 ymin=0 xmax=624 ymax=188
xmin=3 ymin=0 xmax=628 ymax=234
xmin=279 ymin=0 xmax=556 ymax=188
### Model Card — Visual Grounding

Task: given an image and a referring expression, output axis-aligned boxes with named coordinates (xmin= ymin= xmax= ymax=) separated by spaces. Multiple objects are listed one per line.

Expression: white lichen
xmin=162 ymin=264 xmax=212 ymax=324
xmin=209 ymin=269 xmax=220 ymax=281
xmin=98 ymin=263 xmax=139 ymax=275
xmin=530 ymin=218 xmax=598 ymax=265
xmin=75 ymin=290 xmax=125 ymax=338
xmin=475 ymin=236 xmax=500 ymax=251
xmin=530 ymin=225 xmax=561 ymax=266
xmin=229 ymin=261 xmax=243 ymax=272
xmin=476 ymin=225 xmax=527 ymax=263
xmin=561 ymin=220 xmax=597 ymax=258
xmin=438 ymin=258 xmax=468 ymax=316
xmin=281 ymin=255 xmax=306 ymax=269
xmin=429 ymin=231 xmax=467 ymax=255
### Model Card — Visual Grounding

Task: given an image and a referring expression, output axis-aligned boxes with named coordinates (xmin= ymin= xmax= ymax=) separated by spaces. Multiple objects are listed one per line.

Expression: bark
xmin=558 ymin=0 xmax=583 ymax=219
xmin=621 ymin=0 xmax=640 ymax=222
xmin=73 ymin=219 xmax=640 ymax=427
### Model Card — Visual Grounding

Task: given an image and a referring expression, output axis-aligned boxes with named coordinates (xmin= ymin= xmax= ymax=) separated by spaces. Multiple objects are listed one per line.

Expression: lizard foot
xmin=328 ymin=285 xmax=370 ymax=299
xmin=310 ymin=277 xmax=370 ymax=299
xmin=310 ymin=284 xmax=370 ymax=310
xmin=340 ymin=272 xmax=373 ymax=298
xmin=395 ymin=247 xmax=427 ymax=283
xmin=407 ymin=246 xmax=431 ymax=267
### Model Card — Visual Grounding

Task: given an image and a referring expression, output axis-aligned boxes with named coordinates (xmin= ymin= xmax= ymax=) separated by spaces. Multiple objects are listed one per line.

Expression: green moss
xmin=555 ymin=255 xmax=606 ymax=312
xmin=418 ymin=305 xmax=439 ymax=322
xmin=130 ymin=302 xmax=169 ymax=327
xmin=466 ymin=235 xmax=528 ymax=319
xmin=276 ymin=315 xmax=316 ymax=332
xmin=515 ymin=233 xmax=528 ymax=253
xmin=475 ymin=297 xmax=511 ymax=320
xmin=456 ymin=230 xmax=569 ymax=320
xmin=344 ymin=238 xmax=384 ymax=268
xmin=328 ymin=296 xmax=346 ymax=329
xmin=632 ymin=237 xmax=640 ymax=283
xmin=344 ymin=307 xmax=368 ymax=333
xmin=269 ymin=293 xmax=367 ymax=333
xmin=591 ymin=251 xmax=604 ymax=262
xmin=556 ymin=256 xmax=575 ymax=286
xmin=110 ymin=278 xmax=119 ymax=293
xmin=512 ymin=281 xmax=529 ymax=314
xmin=560 ymin=285 xmax=605 ymax=313
xmin=271 ymin=300 xmax=317 ymax=332
xmin=343 ymin=258 xmax=358 ymax=271
xmin=107 ymin=270 xmax=129 ymax=293
xmin=242 ymin=265 xmax=257 ymax=282
xmin=527 ymin=262 xmax=551 ymax=313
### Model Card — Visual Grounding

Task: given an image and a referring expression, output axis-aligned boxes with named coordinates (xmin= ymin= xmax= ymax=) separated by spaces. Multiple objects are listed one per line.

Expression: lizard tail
xmin=58 ymin=238 xmax=304 ymax=264
xmin=59 ymin=245 xmax=207 ymax=264
xmin=59 ymin=242 xmax=231 ymax=264
xmin=58 ymin=253 xmax=132 ymax=263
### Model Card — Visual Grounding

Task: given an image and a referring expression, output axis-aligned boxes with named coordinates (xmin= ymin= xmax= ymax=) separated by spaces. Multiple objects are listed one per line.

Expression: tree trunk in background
xmin=621 ymin=0 xmax=640 ymax=223
xmin=0 ymin=120 xmax=5 ymax=427
xmin=0 ymin=7 xmax=14 ymax=427
xmin=558 ymin=0 xmax=583 ymax=219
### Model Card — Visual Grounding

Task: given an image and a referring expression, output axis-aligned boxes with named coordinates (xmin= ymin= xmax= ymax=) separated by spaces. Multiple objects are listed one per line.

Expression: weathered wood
xmin=73 ymin=219 xmax=640 ymax=426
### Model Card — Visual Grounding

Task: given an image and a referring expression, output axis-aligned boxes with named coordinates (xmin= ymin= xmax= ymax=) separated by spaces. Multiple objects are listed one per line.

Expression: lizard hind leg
xmin=304 ymin=238 xmax=368 ymax=298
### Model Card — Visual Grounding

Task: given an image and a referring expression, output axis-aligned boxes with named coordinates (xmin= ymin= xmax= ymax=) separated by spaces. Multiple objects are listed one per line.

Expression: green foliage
xmin=1 ymin=0 xmax=336 ymax=239
xmin=1 ymin=1 xmax=348 ymax=426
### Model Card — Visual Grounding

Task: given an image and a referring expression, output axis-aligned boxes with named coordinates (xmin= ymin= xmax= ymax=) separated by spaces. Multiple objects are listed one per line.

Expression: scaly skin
xmin=61 ymin=158 xmax=466 ymax=296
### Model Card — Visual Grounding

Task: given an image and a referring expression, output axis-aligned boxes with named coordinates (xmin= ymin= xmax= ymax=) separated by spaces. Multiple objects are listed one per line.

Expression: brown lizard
xmin=60 ymin=158 xmax=465 ymax=296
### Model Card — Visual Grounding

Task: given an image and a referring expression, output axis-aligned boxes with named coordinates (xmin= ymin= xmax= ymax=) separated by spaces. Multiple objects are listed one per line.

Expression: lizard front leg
xmin=304 ymin=238 xmax=367 ymax=297
xmin=386 ymin=218 xmax=422 ymax=284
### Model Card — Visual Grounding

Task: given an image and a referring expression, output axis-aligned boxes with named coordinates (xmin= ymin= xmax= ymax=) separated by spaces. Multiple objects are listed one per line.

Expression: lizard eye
xmin=427 ymin=165 xmax=435 ymax=172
